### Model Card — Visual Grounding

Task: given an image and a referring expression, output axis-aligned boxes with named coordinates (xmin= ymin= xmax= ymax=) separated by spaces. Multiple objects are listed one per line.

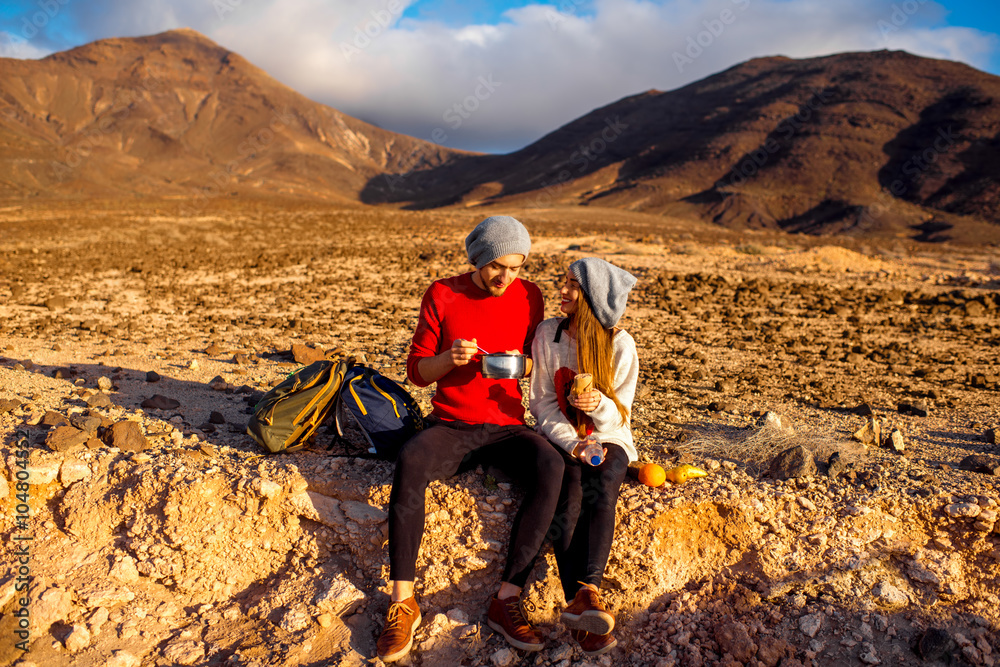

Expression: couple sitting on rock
xmin=376 ymin=215 xmax=639 ymax=662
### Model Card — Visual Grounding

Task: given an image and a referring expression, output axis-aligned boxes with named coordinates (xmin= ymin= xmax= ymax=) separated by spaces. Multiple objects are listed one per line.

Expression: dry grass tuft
xmin=680 ymin=422 xmax=858 ymax=474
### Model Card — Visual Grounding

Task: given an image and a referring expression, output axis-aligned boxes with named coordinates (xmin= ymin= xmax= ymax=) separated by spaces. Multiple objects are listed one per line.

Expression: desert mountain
xmin=3 ymin=31 xmax=999 ymax=241
xmin=364 ymin=50 xmax=1000 ymax=241
xmin=0 ymin=29 xmax=464 ymax=201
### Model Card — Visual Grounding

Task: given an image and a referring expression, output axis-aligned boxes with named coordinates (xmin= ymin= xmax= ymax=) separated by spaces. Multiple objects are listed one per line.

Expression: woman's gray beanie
xmin=570 ymin=257 xmax=637 ymax=329
xmin=465 ymin=216 xmax=532 ymax=269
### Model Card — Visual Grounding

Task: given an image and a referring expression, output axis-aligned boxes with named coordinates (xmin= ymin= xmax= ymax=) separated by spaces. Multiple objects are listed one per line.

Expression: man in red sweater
xmin=377 ymin=216 xmax=565 ymax=662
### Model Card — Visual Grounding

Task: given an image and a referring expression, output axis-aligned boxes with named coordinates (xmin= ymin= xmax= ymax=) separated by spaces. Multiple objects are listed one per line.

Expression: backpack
xmin=335 ymin=365 xmax=424 ymax=461
xmin=246 ymin=359 xmax=351 ymax=453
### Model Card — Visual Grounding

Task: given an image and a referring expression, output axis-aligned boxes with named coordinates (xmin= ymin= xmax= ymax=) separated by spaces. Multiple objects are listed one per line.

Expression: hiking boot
xmin=486 ymin=595 xmax=544 ymax=651
xmin=572 ymin=629 xmax=618 ymax=657
xmin=561 ymin=583 xmax=615 ymax=635
xmin=376 ymin=597 xmax=421 ymax=663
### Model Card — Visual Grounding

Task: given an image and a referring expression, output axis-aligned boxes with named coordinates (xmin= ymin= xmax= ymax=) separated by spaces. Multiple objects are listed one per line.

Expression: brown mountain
xmin=0 ymin=28 xmax=463 ymax=201
xmin=363 ymin=50 xmax=1000 ymax=241
xmin=3 ymin=32 xmax=999 ymax=241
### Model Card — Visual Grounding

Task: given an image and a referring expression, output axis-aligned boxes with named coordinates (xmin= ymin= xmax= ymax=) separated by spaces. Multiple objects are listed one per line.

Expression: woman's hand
xmin=569 ymin=389 xmax=601 ymax=413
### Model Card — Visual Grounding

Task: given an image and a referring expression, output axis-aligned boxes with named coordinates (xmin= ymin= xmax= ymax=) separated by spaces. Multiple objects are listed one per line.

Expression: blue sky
xmin=2 ymin=0 xmax=998 ymax=153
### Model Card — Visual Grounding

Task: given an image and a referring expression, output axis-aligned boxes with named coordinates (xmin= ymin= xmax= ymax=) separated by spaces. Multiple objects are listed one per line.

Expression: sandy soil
xmin=0 ymin=200 xmax=998 ymax=667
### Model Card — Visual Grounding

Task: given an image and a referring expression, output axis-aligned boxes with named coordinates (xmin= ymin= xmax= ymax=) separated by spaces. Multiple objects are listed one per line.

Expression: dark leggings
xmin=388 ymin=419 xmax=565 ymax=587
xmin=547 ymin=443 xmax=629 ymax=602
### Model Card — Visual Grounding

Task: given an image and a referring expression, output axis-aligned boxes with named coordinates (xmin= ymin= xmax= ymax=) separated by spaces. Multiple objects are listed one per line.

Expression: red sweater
xmin=406 ymin=273 xmax=544 ymax=425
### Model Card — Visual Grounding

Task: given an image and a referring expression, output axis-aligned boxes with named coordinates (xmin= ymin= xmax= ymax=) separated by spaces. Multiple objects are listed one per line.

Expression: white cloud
xmin=0 ymin=31 xmax=51 ymax=59
xmin=7 ymin=0 xmax=999 ymax=151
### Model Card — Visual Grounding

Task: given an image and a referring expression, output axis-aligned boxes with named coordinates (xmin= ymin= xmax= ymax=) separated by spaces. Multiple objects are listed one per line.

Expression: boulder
xmin=768 ymin=445 xmax=816 ymax=480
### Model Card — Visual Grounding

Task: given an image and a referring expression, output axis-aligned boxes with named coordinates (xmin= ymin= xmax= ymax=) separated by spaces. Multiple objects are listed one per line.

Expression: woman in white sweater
xmin=529 ymin=257 xmax=638 ymax=657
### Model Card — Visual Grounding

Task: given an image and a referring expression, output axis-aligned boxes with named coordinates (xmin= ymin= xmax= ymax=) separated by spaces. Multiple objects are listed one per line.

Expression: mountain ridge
xmin=2 ymin=30 xmax=999 ymax=241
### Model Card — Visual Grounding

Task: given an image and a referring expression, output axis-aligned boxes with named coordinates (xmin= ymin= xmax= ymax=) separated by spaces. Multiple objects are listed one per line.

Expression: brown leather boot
xmin=376 ymin=597 xmax=421 ymax=663
xmin=572 ymin=629 xmax=618 ymax=657
xmin=561 ymin=582 xmax=615 ymax=635
xmin=486 ymin=595 xmax=544 ymax=651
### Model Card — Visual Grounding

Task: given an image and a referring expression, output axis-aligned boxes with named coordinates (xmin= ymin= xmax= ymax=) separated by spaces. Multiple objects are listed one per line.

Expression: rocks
xmin=0 ymin=398 xmax=21 ymax=414
xmin=798 ymin=613 xmax=822 ymax=638
xmin=827 ymin=452 xmax=846 ymax=478
xmin=208 ymin=376 xmax=228 ymax=391
xmin=898 ymin=400 xmax=929 ymax=417
xmin=208 ymin=411 xmax=226 ymax=424
xmin=491 ymin=647 xmax=516 ymax=667
xmin=40 ymin=410 xmax=69 ymax=428
xmin=161 ymin=639 xmax=205 ymax=665
xmin=45 ymin=425 xmax=89 ymax=452
xmin=887 ymin=429 xmax=905 ymax=454
xmin=102 ymin=421 xmax=149 ymax=451
xmin=767 ymin=445 xmax=816 ymax=480
xmin=852 ymin=417 xmax=881 ymax=447
xmin=44 ymin=295 xmax=69 ymax=310
xmin=70 ymin=412 xmax=103 ymax=433
xmin=315 ymin=574 xmax=365 ymax=616
xmin=342 ymin=500 xmax=388 ymax=524
xmin=26 ymin=459 xmax=60 ymax=484
xmin=205 ymin=343 xmax=225 ymax=356
xmin=291 ymin=343 xmax=326 ymax=365
xmin=86 ymin=392 xmax=113 ymax=408
xmin=106 ymin=651 xmax=140 ymax=667
xmin=872 ymin=581 xmax=908 ymax=607
xmin=60 ymin=458 xmax=92 ymax=485
xmin=715 ymin=620 xmax=756 ymax=662
xmin=945 ymin=503 xmax=982 ymax=518
xmin=63 ymin=623 xmax=91 ymax=652
xmin=709 ymin=400 xmax=738 ymax=413
xmin=715 ymin=379 xmax=736 ymax=393
xmin=141 ymin=394 xmax=180 ymax=410
xmin=986 ymin=427 xmax=998 ymax=445
xmin=146 ymin=370 xmax=161 ymax=383
xmin=97 ymin=376 xmax=113 ymax=392
xmin=959 ymin=455 xmax=1000 ymax=476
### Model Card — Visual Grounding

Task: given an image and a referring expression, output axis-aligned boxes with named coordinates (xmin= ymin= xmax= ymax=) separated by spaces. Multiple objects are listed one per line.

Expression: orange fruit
xmin=638 ymin=463 xmax=666 ymax=488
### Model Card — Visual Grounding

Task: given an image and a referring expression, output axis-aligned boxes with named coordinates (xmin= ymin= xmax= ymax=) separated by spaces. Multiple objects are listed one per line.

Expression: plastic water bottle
xmin=579 ymin=437 xmax=604 ymax=466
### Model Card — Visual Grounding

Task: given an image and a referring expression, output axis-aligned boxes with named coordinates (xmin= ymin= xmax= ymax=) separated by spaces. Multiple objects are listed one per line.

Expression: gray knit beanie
xmin=570 ymin=258 xmax=637 ymax=329
xmin=465 ymin=215 xmax=532 ymax=269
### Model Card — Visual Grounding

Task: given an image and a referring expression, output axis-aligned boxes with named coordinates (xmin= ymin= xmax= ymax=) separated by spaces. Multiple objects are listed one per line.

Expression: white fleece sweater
xmin=529 ymin=317 xmax=639 ymax=463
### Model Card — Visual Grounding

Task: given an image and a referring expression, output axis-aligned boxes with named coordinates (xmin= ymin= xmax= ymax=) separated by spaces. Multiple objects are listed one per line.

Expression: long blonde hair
xmin=573 ymin=293 xmax=629 ymax=428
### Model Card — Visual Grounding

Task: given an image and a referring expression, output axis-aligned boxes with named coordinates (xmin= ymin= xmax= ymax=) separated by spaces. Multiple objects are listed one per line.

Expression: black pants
xmin=547 ymin=443 xmax=629 ymax=602
xmin=388 ymin=419 xmax=565 ymax=587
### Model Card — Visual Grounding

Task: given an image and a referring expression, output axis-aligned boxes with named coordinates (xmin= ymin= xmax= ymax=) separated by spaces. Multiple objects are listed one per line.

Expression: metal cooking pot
xmin=481 ymin=353 xmax=528 ymax=379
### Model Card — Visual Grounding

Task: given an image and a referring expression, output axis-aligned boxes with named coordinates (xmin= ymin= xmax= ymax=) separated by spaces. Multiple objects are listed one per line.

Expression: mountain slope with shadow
xmin=362 ymin=50 xmax=1000 ymax=243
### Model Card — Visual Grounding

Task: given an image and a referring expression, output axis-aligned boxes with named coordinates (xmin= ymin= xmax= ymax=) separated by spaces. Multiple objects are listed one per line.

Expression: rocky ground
xmin=0 ymin=199 xmax=998 ymax=667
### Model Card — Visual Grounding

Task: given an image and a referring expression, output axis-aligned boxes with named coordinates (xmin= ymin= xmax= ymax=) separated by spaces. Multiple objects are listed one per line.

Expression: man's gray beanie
xmin=570 ymin=257 xmax=637 ymax=329
xmin=465 ymin=215 xmax=532 ymax=269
